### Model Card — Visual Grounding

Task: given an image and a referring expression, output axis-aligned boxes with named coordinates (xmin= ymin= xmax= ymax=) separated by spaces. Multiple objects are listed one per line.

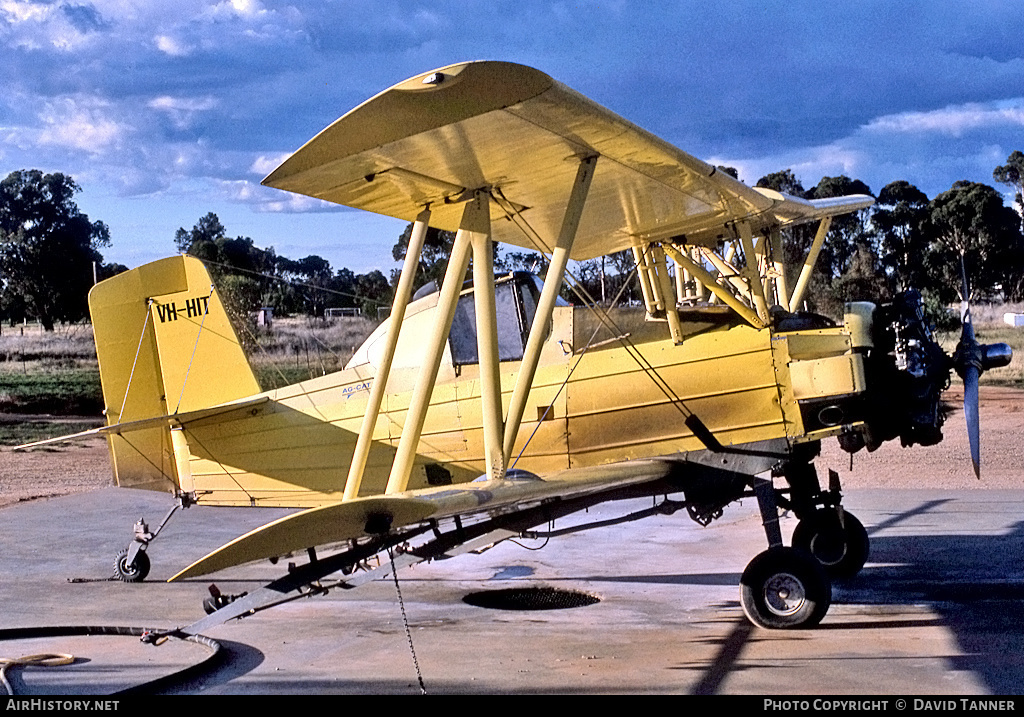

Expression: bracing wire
xmin=490 ymin=188 xmax=699 ymax=422
xmin=509 ymin=264 xmax=640 ymax=470
xmin=173 ymin=287 xmax=215 ymax=415
xmin=117 ymin=306 xmax=153 ymax=424
xmin=196 ymin=257 xmax=392 ymax=309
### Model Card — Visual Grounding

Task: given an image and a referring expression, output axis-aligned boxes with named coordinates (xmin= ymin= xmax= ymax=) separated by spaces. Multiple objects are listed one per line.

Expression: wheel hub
xmin=764 ymin=572 xmax=806 ymax=616
xmin=809 ymin=530 xmax=848 ymax=566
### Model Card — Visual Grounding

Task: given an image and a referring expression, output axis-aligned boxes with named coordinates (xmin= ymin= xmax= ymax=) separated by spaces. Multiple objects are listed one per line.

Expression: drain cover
xmin=462 ymin=586 xmax=600 ymax=611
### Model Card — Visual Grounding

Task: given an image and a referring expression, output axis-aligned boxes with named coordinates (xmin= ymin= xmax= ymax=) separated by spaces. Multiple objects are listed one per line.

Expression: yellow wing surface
xmin=170 ymin=459 xmax=675 ymax=580
xmin=263 ymin=60 xmax=872 ymax=260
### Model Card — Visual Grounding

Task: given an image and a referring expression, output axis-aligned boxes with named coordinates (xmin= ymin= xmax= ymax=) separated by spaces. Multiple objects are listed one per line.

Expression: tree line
xmin=1 ymin=152 xmax=1022 ymax=331
xmin=388 ymin=153 xmax=1024 ymax=326
xmin=751 ymin=161 xmax=1024 ymax=324
xmin=171 ymin=211 xmax=391 ymax=323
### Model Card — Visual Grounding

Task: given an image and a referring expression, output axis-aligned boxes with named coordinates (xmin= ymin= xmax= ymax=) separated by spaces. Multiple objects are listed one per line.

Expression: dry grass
xmin=971 ymin=302 xmax=1024 ymax=325
xmin=0 ymin=322 xmax=97 ymax=367
xmin=245 ymin=316 xmax=379 ymax=388
xmin=937 ymin=303 xmax=1024 ymax=387
xmin=0 ymin=316 xmax=379 ymax=413
xmin=0 ymin=322 xmax=102 ymax=414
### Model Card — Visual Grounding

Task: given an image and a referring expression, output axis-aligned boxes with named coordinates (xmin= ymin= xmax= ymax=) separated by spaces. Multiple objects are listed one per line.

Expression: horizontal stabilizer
xmin=169 ymin=458 xmax=675 ymax=580
xmin=14 ymin=397 xmax=270 ymax=450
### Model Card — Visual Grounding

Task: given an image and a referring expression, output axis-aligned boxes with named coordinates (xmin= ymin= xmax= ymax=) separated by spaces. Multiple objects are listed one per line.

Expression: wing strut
xmin=789 ymin=216 xmax=832 ymax=310
xmin=768 ymin=228 xmax=791 ymax=312
xmin=662 ymin=244 xmax=765 ymax=329
xmin=502 ymin=155 xmax=597 ymax=466
xmin=650 ymin=244 xmax=685 ymax=343
xmin=344 ymin=206 xmax=431 ymax=500
xmin=385 ymin=193 xmax=480 ymax=493
xmin=471 ymin=198 xmax=504 ymax=480
xmin=737 ymin=222 xmax=770 ymax=321
xmin=380 ymin=157 xmax=597 ymax=490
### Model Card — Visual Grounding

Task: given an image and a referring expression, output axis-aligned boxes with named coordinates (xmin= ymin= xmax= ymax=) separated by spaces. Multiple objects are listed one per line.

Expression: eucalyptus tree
xmin=0 ymin=170 xmax=110 ymax=330
xmin=924 ymin=180 xmax=1024 ymax=302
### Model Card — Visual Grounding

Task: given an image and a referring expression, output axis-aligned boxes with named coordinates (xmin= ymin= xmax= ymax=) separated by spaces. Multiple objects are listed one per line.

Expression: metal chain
xmin=389 ymin=547 xmax=426 ymax=694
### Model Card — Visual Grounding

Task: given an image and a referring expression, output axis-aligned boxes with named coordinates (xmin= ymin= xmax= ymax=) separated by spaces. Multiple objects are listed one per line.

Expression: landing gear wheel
xmin=740 ymin=547 xmax=831 ymax=629
xmin=114 ymin=548 xmax=150 ymax=583
xmin=792 ymin=509 xmax=869 ymax=579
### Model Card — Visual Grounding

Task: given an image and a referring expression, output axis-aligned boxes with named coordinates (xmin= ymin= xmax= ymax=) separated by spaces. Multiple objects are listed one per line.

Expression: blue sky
xmin=2 ymin=0 xmax=1023 ymax=274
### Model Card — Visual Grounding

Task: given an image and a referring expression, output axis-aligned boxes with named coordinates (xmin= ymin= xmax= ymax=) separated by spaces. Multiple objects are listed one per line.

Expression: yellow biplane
xmin=24 ymin=61 xmax=1010 ymax=631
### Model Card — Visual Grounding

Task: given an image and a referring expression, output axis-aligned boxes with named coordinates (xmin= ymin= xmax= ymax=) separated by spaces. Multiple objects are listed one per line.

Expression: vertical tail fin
xmin=89 ymin=256 xmax=260 ymax=491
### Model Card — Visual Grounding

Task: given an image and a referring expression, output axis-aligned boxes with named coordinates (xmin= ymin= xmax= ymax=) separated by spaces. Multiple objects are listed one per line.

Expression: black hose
xmin=0 ymin=625 xmax=222 ymax=695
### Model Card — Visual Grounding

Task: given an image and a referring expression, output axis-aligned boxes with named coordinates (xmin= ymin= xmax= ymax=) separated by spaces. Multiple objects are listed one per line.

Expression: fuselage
xmin=177 ymin=273 xmax=867 ymax=507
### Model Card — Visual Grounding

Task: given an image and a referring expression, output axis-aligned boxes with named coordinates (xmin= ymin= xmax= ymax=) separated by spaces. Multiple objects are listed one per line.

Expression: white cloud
xmin=250 ymin=153 xmax=290 ymax=176
xmin=226 ymin=0 xmax=264 ymax=18
xmin=0 ymin=0 xmax=49 ymax=28
xmin=219 ymin=178 xmax=337 ymax=212
xmin=35 ymin=96 xmax=125 ymax=154
xmin=154 ymin=33 xmax=191 ymax=56
xmin=0 ymin=0 xmax=101 ymax=51
xmin=864 ymin=99 xmax=1024 ymax=137
xmin=148 ymin=95 xmax=219 ymax=128
xmin=709 ymin=142 xmax=869 ymax=192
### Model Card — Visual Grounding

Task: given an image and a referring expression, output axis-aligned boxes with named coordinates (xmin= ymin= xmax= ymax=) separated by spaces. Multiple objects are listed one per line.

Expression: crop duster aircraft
xmin=23 ymin=61 xmax=1011 ymax=631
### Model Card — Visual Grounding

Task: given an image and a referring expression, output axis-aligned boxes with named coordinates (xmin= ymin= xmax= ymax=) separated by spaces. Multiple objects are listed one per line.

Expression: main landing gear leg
xmin=113 ymin=494 xmax=193 ymax=583
xmin=739 ymin=477 xmax=832 ymax=629
xmin=785 ymin=464 xmax=870 ymax=579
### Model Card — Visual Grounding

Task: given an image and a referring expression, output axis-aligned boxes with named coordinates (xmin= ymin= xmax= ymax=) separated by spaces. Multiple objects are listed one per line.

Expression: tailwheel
xmin=792 ymin=508 xmax=869 ymax=579
xmin=740 ymin=547 xmax=831 ymax=629
xmin=114 ymin=548 xmax=150 ymax=583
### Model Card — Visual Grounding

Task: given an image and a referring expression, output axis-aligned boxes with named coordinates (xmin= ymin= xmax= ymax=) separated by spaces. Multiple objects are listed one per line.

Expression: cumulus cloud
xmin=214 ymin=0 xmax=266 ymax=19
xmin=34 ymin=96 xmax=126 ymax=154
xmin=712 ymin=96 xmax=1024 ymax=201
xmin=0 ymin=0 xmax=106 ymax=51
xmin=1 ymin=1 xmax=1023 ymax=271
xmin=154 ymin=33 xmax=191 ymax=56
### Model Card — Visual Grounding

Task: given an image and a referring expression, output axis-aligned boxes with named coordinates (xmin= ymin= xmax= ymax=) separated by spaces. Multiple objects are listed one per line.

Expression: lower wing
xmin=169 ymin=458 xmax=676 ymax=581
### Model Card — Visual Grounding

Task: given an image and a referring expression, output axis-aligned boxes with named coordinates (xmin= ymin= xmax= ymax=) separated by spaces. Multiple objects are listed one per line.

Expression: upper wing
xmin=169 ymin=458 xmax=675 ymax=581
xmin=263 ymin=61 xmax=870 ymax=261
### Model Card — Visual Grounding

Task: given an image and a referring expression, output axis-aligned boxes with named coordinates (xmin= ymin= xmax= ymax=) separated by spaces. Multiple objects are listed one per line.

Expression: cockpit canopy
xmin=347 ymin=272 xmax=565 ymax=372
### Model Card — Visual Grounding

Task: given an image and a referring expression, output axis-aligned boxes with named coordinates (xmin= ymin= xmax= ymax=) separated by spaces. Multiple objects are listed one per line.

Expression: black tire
xmin=114 ymin=548 xmax=150 ymax=583
xmin=792 ymin=509 xmax=870 ymax=579
xmin=740 ymin=547 xmax=831 ymax=629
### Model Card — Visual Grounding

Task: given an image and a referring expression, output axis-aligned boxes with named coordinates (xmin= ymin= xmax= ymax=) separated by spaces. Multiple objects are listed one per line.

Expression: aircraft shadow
xmin=509 ymin=499 xmax=1024 ymax=695
xmin=828 ymin=520 xmax=1024 ymax=695
xmin=677 ymin=499 xmax=1024 ymax=695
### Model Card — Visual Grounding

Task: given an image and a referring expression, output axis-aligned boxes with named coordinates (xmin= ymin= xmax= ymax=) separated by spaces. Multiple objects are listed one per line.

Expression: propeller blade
xmin=963 ymin=363 xmax=981 ymax=479
xmin=958 ymin=255 xmax=981 ymax=478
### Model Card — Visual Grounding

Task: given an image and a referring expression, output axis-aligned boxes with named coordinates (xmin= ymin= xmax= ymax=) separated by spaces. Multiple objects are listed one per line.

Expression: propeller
xmin=951 ymin=257 xmax=1012 ymax=478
